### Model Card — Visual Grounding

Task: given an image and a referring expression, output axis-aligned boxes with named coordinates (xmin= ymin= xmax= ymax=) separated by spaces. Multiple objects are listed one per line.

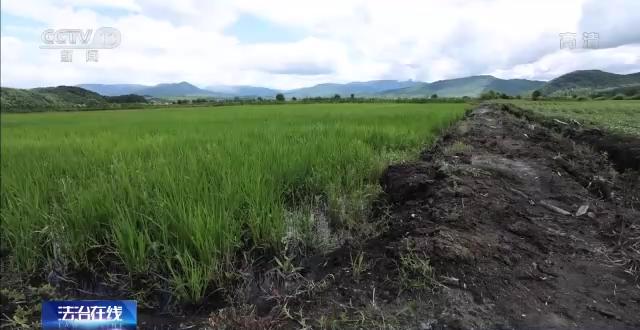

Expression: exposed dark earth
xmin=2 ymin=104 xmax=639 ymax=329
xmin=287 ymin=104 xmax=640 ymax=329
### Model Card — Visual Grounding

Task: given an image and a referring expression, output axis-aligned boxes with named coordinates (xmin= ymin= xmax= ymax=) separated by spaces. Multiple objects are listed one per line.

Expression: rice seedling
xmin=0 ymin=103 xmax=465 ymax=301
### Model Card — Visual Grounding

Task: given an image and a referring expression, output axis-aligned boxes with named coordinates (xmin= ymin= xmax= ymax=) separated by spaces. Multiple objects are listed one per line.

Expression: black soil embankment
xmin=297 ymin=104 xmax=640 ymax=329
xmin=502 ymin=104 xmax=640 ymax=172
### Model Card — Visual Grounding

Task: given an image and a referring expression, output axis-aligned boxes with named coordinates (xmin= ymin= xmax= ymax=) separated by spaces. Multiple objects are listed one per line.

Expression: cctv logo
xmin=40 ymin=27 xmax=121 ymax=49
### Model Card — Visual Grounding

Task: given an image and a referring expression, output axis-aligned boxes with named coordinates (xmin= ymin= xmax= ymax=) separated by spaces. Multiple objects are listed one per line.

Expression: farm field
xmin=499 ymin=100 xmax=640 ymax=135
xmin=0 ymin=103 xmax=465 ymax=303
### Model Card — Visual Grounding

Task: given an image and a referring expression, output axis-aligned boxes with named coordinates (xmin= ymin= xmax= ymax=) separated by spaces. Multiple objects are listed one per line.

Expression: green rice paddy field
xmin=501 ymin=100 xmax=640 ymax=135
xmin=0 ymin=103 xmax=465 ymax=301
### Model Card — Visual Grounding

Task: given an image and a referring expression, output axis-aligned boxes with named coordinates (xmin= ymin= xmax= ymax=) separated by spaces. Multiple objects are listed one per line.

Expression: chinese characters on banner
xmin=42 ymin=300 xmax=136 ymax=330
xmin=57 ymin=305 xmax=122 ymax=321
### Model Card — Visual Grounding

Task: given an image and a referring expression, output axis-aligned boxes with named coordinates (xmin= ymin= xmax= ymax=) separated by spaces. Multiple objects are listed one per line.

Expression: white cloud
xmin=491 ymin=44 xmax=640 ymax=80
xmin=1 ymin=0 xmax=639 ymax=89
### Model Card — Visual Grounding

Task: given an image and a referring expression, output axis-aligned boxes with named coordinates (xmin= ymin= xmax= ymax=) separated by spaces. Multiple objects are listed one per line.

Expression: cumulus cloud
xmin=257 ymin=62 xmax=334 ymax=75
xmin=578 ymin=0 xmax=640 ymax=49
xmin=1 ymin=0 xmax=639 ymax=89
xmin=490 ymin=44 xmax=640 ymax=80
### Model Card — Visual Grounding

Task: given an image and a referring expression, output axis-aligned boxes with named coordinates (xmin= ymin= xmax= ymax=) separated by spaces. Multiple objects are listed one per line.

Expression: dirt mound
xmin=572 ymin=129 xmax=640 ymax=173
xmin=503 ymin=104 xmax=640 ymax=173
xmin=295 ymin=105 xmax=640 ymax=329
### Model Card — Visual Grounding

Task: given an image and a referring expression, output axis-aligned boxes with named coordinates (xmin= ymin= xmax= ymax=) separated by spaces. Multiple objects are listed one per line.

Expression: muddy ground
xmin=2 ymin=104 xmax=639 ymax=329
xmin=282 ymin=104 xmax=640 ymax=329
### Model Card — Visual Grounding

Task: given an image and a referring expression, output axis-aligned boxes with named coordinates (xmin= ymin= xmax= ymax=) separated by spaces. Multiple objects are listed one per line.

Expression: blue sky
xmin=1 ymin=13 xmax=44 ymax=40
xmin=225 ymin=14 xmax=305 ymax=44
xmin=1 ymin=0 xmax=639 ymax=89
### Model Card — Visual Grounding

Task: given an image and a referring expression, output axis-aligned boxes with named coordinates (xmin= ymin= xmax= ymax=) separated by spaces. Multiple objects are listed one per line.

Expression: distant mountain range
xmin=1 ymin=86 xmax=109 ymax=112
xmin=539 ymin=70 xmax=640 ymax=96
xmin=3 ymin=70 xmax=638 ymax=112
xmin=378 ymin=76 xmax=546 ymax=98
xmin=77 ymin=82 xmax=224 ymax=97
xmin=75 ymin=70 xmax=640 ymax=99
xmin=77 ymin=76 xmax=548 ymax=99
xmin=77 ymin=83 xmax=149 ymax=96
xmin=283 ymin=80 xmax=420 ymax=98
xmin=77 ymin=82 xmax=280 ymax=98
xmin=0 ymin=86 xmax=147 ymax=112
xmin=77 ymin=77 xmax=546 ymax=99
xmin=205 ymin=85 xmax=280 ymax=98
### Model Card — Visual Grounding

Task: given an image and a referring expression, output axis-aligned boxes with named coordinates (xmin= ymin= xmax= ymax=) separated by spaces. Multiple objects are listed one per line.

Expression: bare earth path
xmin=296 ymin=104 xmax=640 ymax=329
